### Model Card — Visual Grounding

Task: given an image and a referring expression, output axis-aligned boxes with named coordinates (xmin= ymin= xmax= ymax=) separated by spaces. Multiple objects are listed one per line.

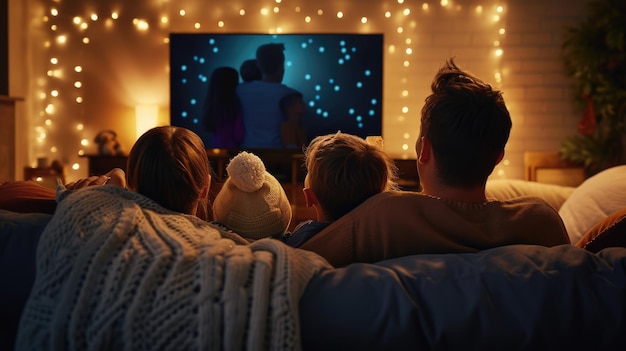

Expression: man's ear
xmin=495 ymin=150 xmax=505 ymax=165
xmin=417 ymin=137 xmax=431 ymax=164
xmin=302 ymin=188 xmax=319 ymax=208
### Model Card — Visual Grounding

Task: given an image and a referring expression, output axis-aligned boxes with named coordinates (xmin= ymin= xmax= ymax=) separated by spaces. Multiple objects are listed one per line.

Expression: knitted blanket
xmin=16 ymin=185 xmax=330 ymax=350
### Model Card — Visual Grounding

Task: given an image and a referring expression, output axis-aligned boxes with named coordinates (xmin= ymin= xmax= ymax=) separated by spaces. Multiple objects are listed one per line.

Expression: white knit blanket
xmin=16 ymin=185 xmax=330 ymax=350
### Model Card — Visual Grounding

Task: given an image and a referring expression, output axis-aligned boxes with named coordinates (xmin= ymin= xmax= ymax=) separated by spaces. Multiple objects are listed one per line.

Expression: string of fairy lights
xmin=34 ymin=0 xmax=506 ymax=179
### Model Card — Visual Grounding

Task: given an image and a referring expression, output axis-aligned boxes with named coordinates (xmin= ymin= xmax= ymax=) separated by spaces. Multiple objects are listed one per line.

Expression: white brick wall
xmin=500 ymin=0 xmax=587 ymax=179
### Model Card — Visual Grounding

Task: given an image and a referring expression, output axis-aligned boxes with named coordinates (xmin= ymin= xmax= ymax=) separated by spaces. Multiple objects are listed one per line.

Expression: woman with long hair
xmin=203 ymin=66 xmax=244 ymax=148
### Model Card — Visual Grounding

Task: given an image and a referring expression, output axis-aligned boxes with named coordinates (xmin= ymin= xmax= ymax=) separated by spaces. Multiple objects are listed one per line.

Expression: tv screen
xmin=169 ymin=33 xmax=384 ymax=150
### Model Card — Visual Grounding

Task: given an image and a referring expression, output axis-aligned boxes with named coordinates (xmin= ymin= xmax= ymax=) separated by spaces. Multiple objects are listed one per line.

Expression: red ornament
xmin=578 ymin=94 xmax=597 ymax=136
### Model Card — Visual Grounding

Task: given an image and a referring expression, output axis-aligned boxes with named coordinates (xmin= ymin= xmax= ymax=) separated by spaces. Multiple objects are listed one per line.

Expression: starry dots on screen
xmin=170 ymin=33 xmax=383 ymax=138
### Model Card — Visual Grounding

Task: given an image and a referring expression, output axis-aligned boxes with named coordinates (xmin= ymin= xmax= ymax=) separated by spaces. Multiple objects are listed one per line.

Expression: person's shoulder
xmin=337 ymin=191 xmax=434 ymax=220
xmin=271 ymin=84 xmax=299 ymax=95
xmin=363 ymin=190 xmax=432 ymax=205
xmin=285 ymin=220 xmax=331 ymax=247
xmin=237 ymin=81 xmax=261 ymax=91
xmin=489 ymin=196 xmax=567 ymax=224
xmin=496 ymin=195 xmax=567 ymax=229
xmin=498 ymin=195 xmax=569 ymax=244
xmin=498 ymin=195 xmax=559 ymax=212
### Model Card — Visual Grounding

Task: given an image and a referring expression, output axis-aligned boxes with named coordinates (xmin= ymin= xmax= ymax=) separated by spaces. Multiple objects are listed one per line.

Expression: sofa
xmin=1 ymin=166 xmax=626 ymax=350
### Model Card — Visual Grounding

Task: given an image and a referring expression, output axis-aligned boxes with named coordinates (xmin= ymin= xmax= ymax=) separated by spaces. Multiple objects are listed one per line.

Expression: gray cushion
xmin=0 ymin=210 xmax=51 ymax=350
xmin=299 ymin=244 xmax=626 ymax=350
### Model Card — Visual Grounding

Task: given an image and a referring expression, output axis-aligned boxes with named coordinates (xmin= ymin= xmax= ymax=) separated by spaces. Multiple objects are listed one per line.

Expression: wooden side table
xmin=81 ymin=155 xmax=128 ymax=176
xmin=524 ymin=151 xmax=586 ymax=187
xmin=206 ymin=148 xmax=230 ymax=181
xmin=82 ymin=150 xmax=232 ymax=181
xmin=0 ymin=96 xmax=23 ymax=181
xmin=23 ymin=164 xmax=66 ymax=188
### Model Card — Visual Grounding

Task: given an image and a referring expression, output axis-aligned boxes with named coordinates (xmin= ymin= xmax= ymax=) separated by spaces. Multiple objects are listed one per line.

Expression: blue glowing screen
xmin=170 ymin=33 xmax=383 ymax=149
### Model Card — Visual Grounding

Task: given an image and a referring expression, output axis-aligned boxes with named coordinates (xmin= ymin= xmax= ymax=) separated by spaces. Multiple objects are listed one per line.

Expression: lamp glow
xmin=135 ymin=105 xmax=159 ymax=140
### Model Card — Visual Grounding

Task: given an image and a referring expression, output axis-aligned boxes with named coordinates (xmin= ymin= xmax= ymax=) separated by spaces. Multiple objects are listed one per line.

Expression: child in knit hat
xmin=212 ymin=151 xmax=292 ymax=241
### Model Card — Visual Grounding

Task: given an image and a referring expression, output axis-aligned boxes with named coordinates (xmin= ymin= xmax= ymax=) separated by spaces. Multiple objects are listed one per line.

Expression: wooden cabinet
xmin=394 ymin=158 xmax=421 ymax=191
xmin=524 ymin=151 xmax=586 ymax=187
xmin=82 ymin=154 xmax=128 ymax=176
xmin=0 ymin=96 xmax=23 ymax=181
xmin=81 ymin=152 xmax=232 ymax=179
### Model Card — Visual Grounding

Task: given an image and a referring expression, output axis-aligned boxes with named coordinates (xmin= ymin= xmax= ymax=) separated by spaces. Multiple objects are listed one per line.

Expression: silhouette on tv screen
xmin=170 ymin=33 xmax=384 ymax=149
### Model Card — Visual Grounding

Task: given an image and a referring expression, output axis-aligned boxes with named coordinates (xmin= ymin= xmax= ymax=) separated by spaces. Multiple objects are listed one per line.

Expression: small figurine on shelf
xmin=94 ymin=130 xmax=123 ymax=156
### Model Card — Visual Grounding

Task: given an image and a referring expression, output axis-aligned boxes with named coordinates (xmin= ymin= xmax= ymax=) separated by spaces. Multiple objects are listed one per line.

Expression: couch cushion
xmin=559 ymin=165 xmax=626 ymax=244
xmin=0 ymin=210 xmax=51 ymax=350
xmin=299 ymin=244 xmax=626 ymax=350
xmin=486 ymin=179 xmax=575 ymax=211
xmin=576 ymin=207 xmax=626 ymax=253
xmin=0 ymin=180 xmax=57 ymax=214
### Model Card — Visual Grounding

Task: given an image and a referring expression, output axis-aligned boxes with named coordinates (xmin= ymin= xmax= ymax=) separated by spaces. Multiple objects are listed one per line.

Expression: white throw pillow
xmin=558 ymin=165 xmax=626 ymax=244
xmin=486 ymin=179 xmax=575 ymax=211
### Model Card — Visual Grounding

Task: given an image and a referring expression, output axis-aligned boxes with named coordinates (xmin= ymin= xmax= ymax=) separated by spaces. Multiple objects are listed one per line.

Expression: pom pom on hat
xmin=225 ymin=151 xmax=266 ymax=192
xmin=213 ymin=151 xmax=292 ymax=240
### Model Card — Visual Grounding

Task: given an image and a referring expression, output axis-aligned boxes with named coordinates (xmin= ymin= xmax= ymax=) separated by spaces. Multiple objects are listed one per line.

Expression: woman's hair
xmin=203 ymin=66 xmax=241 ymax=132
xmin=304 ymin=132 xmax=398 ymax=221
xmin=126 ymin=126 xmax=210 ymax=217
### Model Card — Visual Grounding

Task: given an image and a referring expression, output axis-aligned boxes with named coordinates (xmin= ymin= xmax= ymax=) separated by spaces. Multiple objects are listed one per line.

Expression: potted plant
xmin=560 ymin=0 xmax=626 ymax=176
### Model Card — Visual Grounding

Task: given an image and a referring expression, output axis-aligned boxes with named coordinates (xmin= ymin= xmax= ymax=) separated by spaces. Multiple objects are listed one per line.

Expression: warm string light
xmin=38 ymin=1 xmax=506 ymax=177
xmin=492 ymin=4 xmax=507 ymax=177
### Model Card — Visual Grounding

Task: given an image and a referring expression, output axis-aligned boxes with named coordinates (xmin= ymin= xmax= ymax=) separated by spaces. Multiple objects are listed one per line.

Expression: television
xmin=169 ymin=33 xmax=384 ymax=151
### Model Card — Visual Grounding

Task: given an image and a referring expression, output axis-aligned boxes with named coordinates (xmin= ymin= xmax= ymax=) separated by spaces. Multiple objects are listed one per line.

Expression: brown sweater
xmin=299 ymin=190 xmax=570 ymax=267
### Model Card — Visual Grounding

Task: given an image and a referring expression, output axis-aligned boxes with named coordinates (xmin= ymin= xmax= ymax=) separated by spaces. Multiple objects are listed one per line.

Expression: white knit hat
xmin=213 ymin=151 xmax=292 ymax=240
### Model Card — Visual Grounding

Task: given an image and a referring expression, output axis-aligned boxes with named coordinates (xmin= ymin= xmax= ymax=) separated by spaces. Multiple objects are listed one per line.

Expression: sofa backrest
xmin=299 ymin=244 xmax=626 ymax=350
xmin=4 ymin=205 xmax=626 ymax=349
xmin=0 ymin=210 xmax=51 ymax=350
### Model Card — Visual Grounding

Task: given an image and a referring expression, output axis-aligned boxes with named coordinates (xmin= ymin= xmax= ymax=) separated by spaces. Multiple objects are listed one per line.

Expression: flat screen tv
xmin=169 ymin=33 xmax=384 ymax=150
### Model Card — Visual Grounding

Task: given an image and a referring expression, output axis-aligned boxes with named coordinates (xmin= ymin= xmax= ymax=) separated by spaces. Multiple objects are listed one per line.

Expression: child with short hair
xmin=285 ymin=132 xmax=398 ymax=247
xmin=279 ymin=91 xmax=308 ymax=149
xmin=239 ymin=59 xmax=262 ymax=82
xmin=212 ymin=151 xmax=292 ymax=241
